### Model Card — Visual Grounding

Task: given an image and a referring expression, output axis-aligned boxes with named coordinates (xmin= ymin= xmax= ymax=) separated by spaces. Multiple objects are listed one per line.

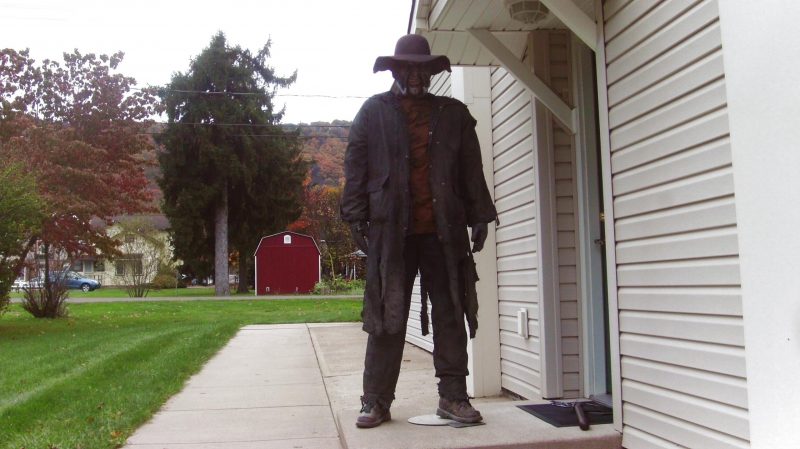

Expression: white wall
xmin=718 ymin=3 xmax=800 ymax=448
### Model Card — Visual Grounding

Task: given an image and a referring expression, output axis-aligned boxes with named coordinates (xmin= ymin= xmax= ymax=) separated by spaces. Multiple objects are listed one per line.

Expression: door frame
xmin=572 ymin=34 xmax=609 ymax=401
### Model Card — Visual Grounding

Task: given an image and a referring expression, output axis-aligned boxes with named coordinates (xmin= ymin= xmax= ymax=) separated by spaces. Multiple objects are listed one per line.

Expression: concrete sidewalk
xmin=124 ymin=323 xmax=621 ymax=449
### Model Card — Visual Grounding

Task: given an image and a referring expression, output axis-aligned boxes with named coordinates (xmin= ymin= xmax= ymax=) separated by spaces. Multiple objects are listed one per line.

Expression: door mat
xmin=517 ymin=401 xmax=613 ymax=428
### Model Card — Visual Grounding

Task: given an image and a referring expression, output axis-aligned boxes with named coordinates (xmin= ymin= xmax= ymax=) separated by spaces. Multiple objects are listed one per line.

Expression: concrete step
xmin=337 ymin=401 xmax=622 ymax=449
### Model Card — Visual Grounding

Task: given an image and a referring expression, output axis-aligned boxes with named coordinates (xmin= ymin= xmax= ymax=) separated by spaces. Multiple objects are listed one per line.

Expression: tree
xmin=112 ymin=217 xmax=171 ymax=298
xmin=0 ymin=48 xmax=160 ymax=316
xmin=159 ymin=33 xmax=305 ymax=296
xmin=289 ymin=181 xmax=354 ymax=279
xmin=0 ymin=163 xmax=45 ymax=313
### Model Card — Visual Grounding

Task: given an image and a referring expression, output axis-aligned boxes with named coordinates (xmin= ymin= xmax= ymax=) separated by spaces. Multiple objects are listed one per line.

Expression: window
xmin=70 ymin=260 xmax=82 ymax=272
xmin=94 ymin=260 xmax=105 ymax=272
xmin=83 ymin=260 xmax=94 ymax=273
xmin=284 ymin=235 xmax=292 ymax=244
xmin=115 ymin=254 xmax=143 ymax=276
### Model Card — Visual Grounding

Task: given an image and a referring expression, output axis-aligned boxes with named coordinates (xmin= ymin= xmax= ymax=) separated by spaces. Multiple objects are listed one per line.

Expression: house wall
xmin=490 ymin=63 xmax=542 ymax=399
xmin=601 ymin=1 xmax=748 ymax=447
xmin=70 ymin=227 xmax=172 ymax=287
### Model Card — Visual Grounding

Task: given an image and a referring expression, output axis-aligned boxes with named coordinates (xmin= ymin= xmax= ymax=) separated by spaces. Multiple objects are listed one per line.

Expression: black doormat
xmin=517 ymin=401 xmax=613 ymax=428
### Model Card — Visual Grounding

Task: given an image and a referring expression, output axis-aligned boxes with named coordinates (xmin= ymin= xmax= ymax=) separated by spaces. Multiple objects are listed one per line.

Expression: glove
xmin=350 ymin=221 xmax=369 ymax=255
xmin=471 ymin=222 xmax=488 ymax=253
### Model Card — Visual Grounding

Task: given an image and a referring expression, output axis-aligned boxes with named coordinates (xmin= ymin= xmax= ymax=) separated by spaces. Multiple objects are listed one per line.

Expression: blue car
xmin=31 ymin=271 xmax=101 ymax=292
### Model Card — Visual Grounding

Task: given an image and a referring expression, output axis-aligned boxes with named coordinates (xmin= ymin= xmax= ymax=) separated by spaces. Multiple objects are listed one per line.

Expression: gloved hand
xmin=350 ymin=221 xmax=369 ymax=255
xmin=471 ymin=222 xmax=488 ymax=253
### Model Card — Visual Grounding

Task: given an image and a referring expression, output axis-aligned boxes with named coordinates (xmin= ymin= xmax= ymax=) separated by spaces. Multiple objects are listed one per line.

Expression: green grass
xmin=9 ymin=287 xmax=256 ymax=299
xmin=9 ymin=286 xmax=363 ymax=299
xmin=0 ymin=299 xmax=362 ymax=449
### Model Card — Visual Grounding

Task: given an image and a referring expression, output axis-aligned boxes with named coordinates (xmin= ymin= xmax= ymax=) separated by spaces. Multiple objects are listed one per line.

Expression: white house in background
xmin=402 ymin=1 xmax=799 ymax=448
xmin=69 ymin=215 xmax=173 ymax=287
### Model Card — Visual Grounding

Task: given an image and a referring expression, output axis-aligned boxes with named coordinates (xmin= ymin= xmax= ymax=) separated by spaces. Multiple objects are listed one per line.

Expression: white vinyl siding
xmin=491 ymin=65 xmax=541 ymax=399
xmin=602 ymin=1 xmax=748 ymax=447
xmin=407 ymin=276 xmax=433 ymax=351
xmin=405 ymin=70 xmax=452 ymax=351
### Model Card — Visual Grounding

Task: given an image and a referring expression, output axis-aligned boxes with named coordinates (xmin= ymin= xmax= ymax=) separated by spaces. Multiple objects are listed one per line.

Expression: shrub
xmin=150 ymin=274 xmax=177 ymax=290
xmin=22 ymin=281 xmax=69 ymax=318
xmin=313 ymin=278 xmax=365 ymax=295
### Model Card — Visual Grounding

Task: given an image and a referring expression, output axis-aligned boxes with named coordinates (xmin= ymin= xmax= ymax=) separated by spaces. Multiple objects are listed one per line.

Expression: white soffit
xmin=415 ymin=0 xmax=595 ymax=66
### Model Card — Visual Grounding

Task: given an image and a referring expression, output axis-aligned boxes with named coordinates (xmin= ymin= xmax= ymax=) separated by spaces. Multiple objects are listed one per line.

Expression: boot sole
xmin=436 ymin=408 xmax=483 ymax=424
xmin=356 ymin=411 xmax=391 ymax=428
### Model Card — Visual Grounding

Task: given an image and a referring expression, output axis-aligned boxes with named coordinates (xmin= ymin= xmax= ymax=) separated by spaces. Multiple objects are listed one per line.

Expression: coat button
xmin=432 ymin=198 xmax=437 ymax=203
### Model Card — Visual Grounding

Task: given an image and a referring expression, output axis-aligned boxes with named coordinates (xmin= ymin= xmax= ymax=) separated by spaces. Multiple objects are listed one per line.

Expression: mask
xmin=392 ymin=63 xmax=432 ymax=98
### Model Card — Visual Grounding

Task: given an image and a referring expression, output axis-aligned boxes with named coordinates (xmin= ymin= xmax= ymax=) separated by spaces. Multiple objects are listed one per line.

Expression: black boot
xmin=436 ymin=397 xmax=483 ymax=423
xmin=356 ymin=399 xmax=391 ymax=428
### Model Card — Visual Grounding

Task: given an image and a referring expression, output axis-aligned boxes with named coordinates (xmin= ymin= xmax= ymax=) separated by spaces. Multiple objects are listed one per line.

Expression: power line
xmin=134 ymin=87 xmax=369 ymax=99
xmin=150 ymin=121 xmax=351 ymax=128
xmin=139 ymin=131 xmax=347 ymax=139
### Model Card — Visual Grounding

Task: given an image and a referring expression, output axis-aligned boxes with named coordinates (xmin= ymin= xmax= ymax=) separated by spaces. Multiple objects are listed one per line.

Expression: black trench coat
xmin=341 ymin=92 xmax=497 ymax=337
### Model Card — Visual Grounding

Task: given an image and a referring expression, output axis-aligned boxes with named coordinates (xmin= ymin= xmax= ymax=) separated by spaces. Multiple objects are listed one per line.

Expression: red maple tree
xmin=0 ymin=48 xmax=160 ymax=284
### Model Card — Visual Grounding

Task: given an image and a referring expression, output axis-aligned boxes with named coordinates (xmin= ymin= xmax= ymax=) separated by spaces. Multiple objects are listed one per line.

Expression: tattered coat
xmin=341 ymin=92 xmax=497 ymax=337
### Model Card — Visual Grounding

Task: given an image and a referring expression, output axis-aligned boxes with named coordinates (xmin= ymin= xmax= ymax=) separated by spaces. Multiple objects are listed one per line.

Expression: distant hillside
xmin=285 ymin=120 xmax=351 ymax=187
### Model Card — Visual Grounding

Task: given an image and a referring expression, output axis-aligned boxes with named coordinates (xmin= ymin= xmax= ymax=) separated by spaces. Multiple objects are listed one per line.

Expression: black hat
xmin=373 ymin=34 xmax=451 ymax=75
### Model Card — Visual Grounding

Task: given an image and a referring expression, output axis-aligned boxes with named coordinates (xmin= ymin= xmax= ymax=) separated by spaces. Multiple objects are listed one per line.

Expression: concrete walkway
xmin=124 ymin=323 xmax=621 ymax=449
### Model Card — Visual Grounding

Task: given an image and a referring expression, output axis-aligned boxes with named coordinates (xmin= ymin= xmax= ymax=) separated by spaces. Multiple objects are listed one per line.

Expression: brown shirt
xmin=399 ymin=96 xmax=436 ymax=234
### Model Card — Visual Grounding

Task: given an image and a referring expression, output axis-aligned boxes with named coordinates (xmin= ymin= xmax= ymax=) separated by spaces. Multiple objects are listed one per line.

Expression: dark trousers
xmin=362 ymin=233 xmax=469 ymax=408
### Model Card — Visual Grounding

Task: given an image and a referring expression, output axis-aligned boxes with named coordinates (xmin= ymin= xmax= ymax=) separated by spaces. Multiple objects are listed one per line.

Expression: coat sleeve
xmin=340 ymin=102 xmax=370 ymax=223
xmin=459 ymin=108 xmax=497 ymax=226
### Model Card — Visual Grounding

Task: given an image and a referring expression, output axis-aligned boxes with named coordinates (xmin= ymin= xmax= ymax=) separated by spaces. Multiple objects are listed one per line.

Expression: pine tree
xmin=158 ymin=33 xmax=305 ymax=295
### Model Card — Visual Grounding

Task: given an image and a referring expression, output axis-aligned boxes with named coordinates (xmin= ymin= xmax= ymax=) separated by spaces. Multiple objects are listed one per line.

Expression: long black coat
xmin=341 ymin=92 xmax=497 ymax=337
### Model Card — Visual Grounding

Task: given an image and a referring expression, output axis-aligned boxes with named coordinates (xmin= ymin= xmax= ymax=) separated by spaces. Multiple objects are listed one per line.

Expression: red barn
xmin=254 ymin=232 xmax=321 ymax=295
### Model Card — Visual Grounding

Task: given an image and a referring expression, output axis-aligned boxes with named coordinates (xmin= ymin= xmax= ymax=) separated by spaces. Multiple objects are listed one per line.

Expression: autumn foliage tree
xmin=289 ymin=180 xmax=354 ymax=279
xmin=0 ymin=48 xmax=160 ymax=316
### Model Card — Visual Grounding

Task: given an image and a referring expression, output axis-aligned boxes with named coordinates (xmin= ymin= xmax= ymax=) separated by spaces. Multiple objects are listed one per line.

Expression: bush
xmin=22 ymin=281 xmax=69 ymax=318
xmin=150 ymin=274 xmax=177 ymax=290
xmin=313 ymin=278 xmax=365 ymax=295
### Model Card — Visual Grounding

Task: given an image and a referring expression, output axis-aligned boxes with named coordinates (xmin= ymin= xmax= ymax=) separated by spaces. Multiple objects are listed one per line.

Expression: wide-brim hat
xmin=373 ymin=34 xmax=451 ymax=75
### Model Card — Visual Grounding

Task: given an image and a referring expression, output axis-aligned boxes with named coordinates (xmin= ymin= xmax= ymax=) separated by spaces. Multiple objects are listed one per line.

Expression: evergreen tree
xmin=158 ymin=33 xmax=305 ymax=295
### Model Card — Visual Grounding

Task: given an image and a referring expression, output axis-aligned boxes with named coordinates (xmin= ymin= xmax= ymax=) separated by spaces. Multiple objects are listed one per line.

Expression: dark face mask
xmin=392 ymin=63 xmax=432 ymax=98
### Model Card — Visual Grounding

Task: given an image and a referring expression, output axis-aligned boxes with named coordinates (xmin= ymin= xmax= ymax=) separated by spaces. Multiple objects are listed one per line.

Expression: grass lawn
xmin=0 ymin=299 xmax=362 ymax=449
xmin=9 ymin=286 xmax=260 ymax=299
xmin=8 ymin=286 xmax=363 ymax=299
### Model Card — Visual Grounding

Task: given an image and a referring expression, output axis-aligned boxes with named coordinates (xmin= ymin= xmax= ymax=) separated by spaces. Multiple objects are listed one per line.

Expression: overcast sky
xmin=0 ymin=0 xmax=412 ymax=124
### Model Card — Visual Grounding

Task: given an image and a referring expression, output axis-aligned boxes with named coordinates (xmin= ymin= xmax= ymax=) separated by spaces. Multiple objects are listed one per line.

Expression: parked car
xmin=29 ymin=271 xmax=101 ymax=292
xmin=12 ymin=278 xmax=29 ymax=291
